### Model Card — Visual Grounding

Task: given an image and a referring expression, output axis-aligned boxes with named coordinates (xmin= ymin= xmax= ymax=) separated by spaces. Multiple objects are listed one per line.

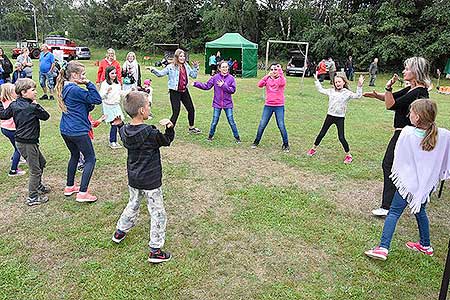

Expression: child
xmin=12 ymin=62 xmax=26 ymax=84
xmin=111 ymin=91 xmax=174 ymax=264
xmin=0 ymin=83 xmax=25 ymax=177
xmin=193 ymin=60 xmax=241 ymax=143
xmin=77 ymin=114 xmax=106 ymax=172
xmin=365 ymin=99 xmax=450 ymax=261
xmin=307 ymin=74 xmax=365 ymax=164
xmin=251 ymin=63 xmax=289 ymax=152
xmin=232 ymin=60 xmax=239 ymax=75
xmin=0 ymin=78 xmax=50 ymax=206
xmin=100 ymin=66 xmax=125 ymax=149
xmin=141 ymin=79 xmax=153 ymax=103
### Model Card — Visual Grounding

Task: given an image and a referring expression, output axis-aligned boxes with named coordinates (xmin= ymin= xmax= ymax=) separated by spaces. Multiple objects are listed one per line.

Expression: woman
xmin=149 ymin=49 xmax=201 ymax=133
xmin=122 ymin=52 xmax=141 ymax=91
xmin=0 ymin=48 xmax=13 ymax=83
xmin=16 ymin=48 xmax=33 ymax=79
xmin=56 ymin=61 xmax=103 ymax=202
xmin=364 ymin=57 xmax=430 ymax=217
xmin=96 ymin=48 xmax=122 ymax=87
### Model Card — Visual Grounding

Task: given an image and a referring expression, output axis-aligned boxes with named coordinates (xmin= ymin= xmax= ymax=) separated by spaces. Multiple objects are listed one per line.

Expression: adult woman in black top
xmin=364 ymin=57 xmax=430 ymax=217
xmin=0 ymin=48 xmax=13 ymax=82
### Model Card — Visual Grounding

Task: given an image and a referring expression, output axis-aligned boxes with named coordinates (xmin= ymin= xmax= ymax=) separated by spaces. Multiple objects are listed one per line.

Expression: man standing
xmin=368 ymin=58 xmax=378 ymax=86
xmin=38 ymin=44 xmax=55 ymax=100
xmin=328 ymin=57 xmax=336 ymax=84
xmin=345 ymin=56 xmax=354 ymax=81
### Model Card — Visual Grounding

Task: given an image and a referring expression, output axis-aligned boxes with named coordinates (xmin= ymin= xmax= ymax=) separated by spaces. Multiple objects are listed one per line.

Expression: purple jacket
xmin=193 ymin=73 xmax=236 ymax=109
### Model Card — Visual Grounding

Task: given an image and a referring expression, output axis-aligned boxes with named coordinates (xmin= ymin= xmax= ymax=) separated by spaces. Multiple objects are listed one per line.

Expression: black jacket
xmin=0 ymin=97 xmax=50 ymax=143
xmin=0 ymin=55 xmax=13 ymax=79
xmin=119 ymin=123 xmax=175 ymax=190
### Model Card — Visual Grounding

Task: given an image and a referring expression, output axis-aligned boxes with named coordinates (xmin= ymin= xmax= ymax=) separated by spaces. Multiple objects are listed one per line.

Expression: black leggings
xmin=381 ymin=130 xmax=401 ymax=209
xmin=314 ymin=114 xmax=350 ymax=152
xmin=169 ymin=89 xmax=195 ymax=127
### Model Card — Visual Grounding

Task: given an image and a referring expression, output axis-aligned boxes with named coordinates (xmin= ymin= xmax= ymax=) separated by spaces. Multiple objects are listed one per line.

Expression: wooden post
xmin=439 ymin=239 xmax=450 ymax=300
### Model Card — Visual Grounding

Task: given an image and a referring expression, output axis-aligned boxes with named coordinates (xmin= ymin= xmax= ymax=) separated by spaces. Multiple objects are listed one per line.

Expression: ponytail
xmin=55 ymin=68 xmax=68 ymax=112
xmin=421 ymin=122 xmax=438 ymax=151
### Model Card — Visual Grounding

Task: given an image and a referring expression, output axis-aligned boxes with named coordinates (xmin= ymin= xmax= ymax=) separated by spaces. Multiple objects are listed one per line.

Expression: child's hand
xmin=217 ymin=80 xmax=224 ymax=87
xmin=98 ymin=114 xmax=107 ymax=122
xmin=357 ymin=75 xmax=365 ymax=87
xmin=159 ymin=118 xmax=173 ymax=128
xmin=111 ymin=116 xmax=123 ymax=126
xmin=146 ymin=66 xmax=154 ymax=72
xmin=107 ymin=87 xmax=112 ymax=93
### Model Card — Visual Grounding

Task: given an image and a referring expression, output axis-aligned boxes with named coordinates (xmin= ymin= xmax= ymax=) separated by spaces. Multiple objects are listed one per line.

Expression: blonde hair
xmin=106 ymin=48 xmax=116 ymax=61
xmin=404 ymin=57 xmax=431 ymax=88
xmin=126 ymin=52 xmax=135 ymax=61
xmin=410 ymin=99 xmax=438 ymax=151
xmin=333 ymin=74 xmax=350 ymax=90
xmin=173 ymin=49 xmax=185 ymax=66
xmin=15 ymin=78 xmax=36 ymax=97
xmin=0 ymin=83 xmax=16 ymax=102
xmin=55 ymin=61 xmax=85 ymax=112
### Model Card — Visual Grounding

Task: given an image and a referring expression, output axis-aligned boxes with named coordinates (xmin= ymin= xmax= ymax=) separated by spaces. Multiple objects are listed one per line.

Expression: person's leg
xmin=1 ymin=128 xmax=21 ymax=171
xmin=209 ymin=108 xmax=221 ymax=138
xmin=224 ymin=108 xmax=240 ymax=139
xmin=36 ymin=144 xmax=47 ymax=188
xmin=274 ymin=106 xmax=288 ymax=145
xmin=116 ymin=186 xmax=143 ymax=232
xmin=169 ymin=90 xmax=182 ymax=126
xmin=415 ymin=203 xmax=431 ymax=247
xmin=180 ymin=90 xmax=195 ymax=128
xmin=77 ymin=135 xmax=96 ymax=193
xmin=335 ymin=117 xmax=350 ymax=153
xmin=145 ymin=187 xmax=167 ymax=249
xmin=16 ymin=143 xmax=41 ymax=198
xmin=61 ymin=134 xmax=80 ymax=187
xmin=39 ymin=72 xmax=48 ymax=96
xmin=379 ymin=191 xmax=408 ymax=250
xmin=381 ymin=131 xmax=401 ymax=209
xmin=254 ymin=105 xmax=274 ymax=144
xmin=109 ymin=124 xmax=118 ymax=143
xmin=46 ymin=72 xmax=55 ymax=97
xmin=313 ymin=115 xmax=334 ymax=147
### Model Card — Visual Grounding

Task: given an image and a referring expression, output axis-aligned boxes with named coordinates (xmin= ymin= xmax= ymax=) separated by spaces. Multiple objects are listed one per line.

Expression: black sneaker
xmin=235 ymin=137 xmax=241 ymax=144
xmin=207 ymin=135 xmax=213 ymax=142
xmin=282 ymin=144 xmax=290 ymax=153
xmin=39 ymin=94 xmax=49 ymax=100
xmin=37 ymin=184 xmax=51 ymax=194
xmin=111 ymin=229 xmax=127 ymax=243
xmin=26 ymin=195 xmax=49 ymax=206
xmin=148 ymin=249 xmax=172 ymax=263
xmin=188 ymin=127 xmax=201 ymax=134
xmin=49 ymin=95 xmax=55 ymax=100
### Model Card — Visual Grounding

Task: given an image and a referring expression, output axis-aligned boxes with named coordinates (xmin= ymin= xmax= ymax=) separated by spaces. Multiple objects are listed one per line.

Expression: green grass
xmin=1 ymin=44 xmax=450 ymax=299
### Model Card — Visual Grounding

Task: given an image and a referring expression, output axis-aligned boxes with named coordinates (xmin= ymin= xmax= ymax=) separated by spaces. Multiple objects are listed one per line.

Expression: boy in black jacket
xmin=0 ymin=78 xmax=50 ymax=205
xmin=111 ymin=91 xmax=175 ymax=264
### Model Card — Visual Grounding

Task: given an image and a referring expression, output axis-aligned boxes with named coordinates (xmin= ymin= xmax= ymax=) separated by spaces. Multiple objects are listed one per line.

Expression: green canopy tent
xmin=205 ymin=33 xmax=258 ymax=78
xmin=445 ymin=58 xmax=450 ymax=75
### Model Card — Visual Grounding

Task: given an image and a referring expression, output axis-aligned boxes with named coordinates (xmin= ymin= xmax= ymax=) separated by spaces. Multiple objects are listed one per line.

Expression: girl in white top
xmin=99 ymin=66 xmax=125 ymax=149
xmin=307 ymin=74 xmax=364 ymax=164
xmin=122 ymin=52 xmax=140 ymax=92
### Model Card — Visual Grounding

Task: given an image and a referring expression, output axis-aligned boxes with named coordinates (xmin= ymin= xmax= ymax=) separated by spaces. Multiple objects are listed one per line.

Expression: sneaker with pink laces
xmin=307 ymin=148 xmax=316 ymax=156
xmin=64 ymin=185 xmax=80 ymax=196
xmin=365 ymin=246 xmax=388 ymax=261
xmin=344 ymin=154 xmax=353 ymax=164
xmin=406 ymin=241 xmax=434 ymax=256
xmin=76 ymin=191 xmax=97 ymax=203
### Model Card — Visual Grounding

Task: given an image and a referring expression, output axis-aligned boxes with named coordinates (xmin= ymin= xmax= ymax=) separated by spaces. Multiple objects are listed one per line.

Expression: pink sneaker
xmin=64 ymin=185 xmax=80 ymax=196
xmin=344 ymin=154 xmax=353 ymax=164
xmin=406 ymin=241 xmax=434 ymax=256
xmin=307 ymin=148 xmax=316 ymax=156
xmin=365 ymin=246 xmax=388 ymax=261
xmin=76 ymin=191 xmax=97 ymax=203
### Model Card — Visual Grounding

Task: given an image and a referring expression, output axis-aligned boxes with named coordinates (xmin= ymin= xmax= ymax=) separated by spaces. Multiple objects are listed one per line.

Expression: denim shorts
xmin=39 ymin=71 xmax=54 ymax=89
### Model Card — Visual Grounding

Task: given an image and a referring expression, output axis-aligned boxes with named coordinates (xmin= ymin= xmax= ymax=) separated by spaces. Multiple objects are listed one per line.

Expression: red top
xmin=177 ymin=65 xmax=187 ymax=92
xmin=317 ymin=60 xmax=327 ymax=75
xmin=96 ymin=59 xmax=122 ymax=84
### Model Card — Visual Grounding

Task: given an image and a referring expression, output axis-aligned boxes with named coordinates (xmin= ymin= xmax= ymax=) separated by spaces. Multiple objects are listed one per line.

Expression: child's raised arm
xmin=313 ymin=74 xmax=331 ymax=96
xmin=0 ymin=101 xmax=13 ymax=120
xmin=348 ymin=75 xmax=365 ymax=99
xmin=193 ymin=76 xmax=215 ymax=90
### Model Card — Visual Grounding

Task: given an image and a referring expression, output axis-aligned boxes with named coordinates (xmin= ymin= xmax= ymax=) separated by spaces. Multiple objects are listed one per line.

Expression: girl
xmin=307 ymin=74 xmax=365 ymax=164
xmin=365 ymin=99 xmax=450 ymax=261
xmin=193 ymin=61 xmax=240 ymax=143
xmin=96 ymin=48 xmax=122 ymax=87
xmin=122 ymin=52 xmax=141 ymax=91
xmin=56 ymin=61 xmax=102 ymax=202
xmin=364 ymin=57 xmax=430 ymax=217
xmin=0 ymin=83 xmax=25 ymax=176
xmin=149 ymin=49 xmax=201 ymax=133
xmin=251 ymin=63 xmax=289 ymax=152
xmin=100 ymin=66 xmax=125 ymax=149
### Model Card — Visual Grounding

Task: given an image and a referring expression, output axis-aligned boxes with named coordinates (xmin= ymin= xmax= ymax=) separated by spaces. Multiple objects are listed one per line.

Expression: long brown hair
xmin=410 ymin=99 xmax=438 ymax=151
xmin=55 ymin=61 xmax=85 ymax=112
xmin=173 ymin=49 xmax=185 ymax=67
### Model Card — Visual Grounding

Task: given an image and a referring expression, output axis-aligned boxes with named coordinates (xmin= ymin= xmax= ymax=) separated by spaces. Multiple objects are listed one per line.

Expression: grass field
xmin=1 ymin=44 xmax=450 ymax=300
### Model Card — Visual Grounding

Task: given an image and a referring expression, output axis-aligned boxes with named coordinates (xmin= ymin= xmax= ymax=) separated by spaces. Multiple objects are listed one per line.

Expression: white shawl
xmin=123 ymin=60 xmax=139 ymax=82
xmin=390 ymin=126 xmax=450 ymax=214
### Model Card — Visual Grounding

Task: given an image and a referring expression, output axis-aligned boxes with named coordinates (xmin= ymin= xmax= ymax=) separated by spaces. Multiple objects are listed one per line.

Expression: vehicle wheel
xmin=31 ymin=49 xmax=40 ymax=59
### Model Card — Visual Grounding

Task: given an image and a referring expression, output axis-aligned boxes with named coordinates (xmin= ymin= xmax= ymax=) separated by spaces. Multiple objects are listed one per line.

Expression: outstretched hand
xmin=363 ymin=90 xmax=381 ymax=98
xmin=146 ymin=66 xmax=154 ymax=72
xmin=111 ymin=116 xmax=123 ymax=126
xmin=159 ymin=118 xmax=174 ymax=128
xmin=192 ymin=61 xmax=200 ymax=68
xmin=357 ymin=75 xmax=365 ymax=87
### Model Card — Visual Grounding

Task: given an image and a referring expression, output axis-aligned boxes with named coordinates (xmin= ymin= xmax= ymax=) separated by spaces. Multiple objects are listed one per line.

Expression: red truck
xmin=44 ymin=35 xmax=77 ymax=60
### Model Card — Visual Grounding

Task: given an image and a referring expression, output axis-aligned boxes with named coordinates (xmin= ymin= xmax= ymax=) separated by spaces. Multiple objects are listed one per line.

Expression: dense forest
xmin=1 ymin=0 xmax=449 ymax=70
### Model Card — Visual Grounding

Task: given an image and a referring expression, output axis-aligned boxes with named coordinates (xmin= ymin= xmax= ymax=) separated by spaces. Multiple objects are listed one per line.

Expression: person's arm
xmin=193 ymin=76 xmax=214 ymax=90
xmin=257 ymin=75 xmax=269 ymax=88
xmin=116 ymin=62 xmax=122 ymax=84
xmin=137 ymin=64 xmax=142 ymax=87
xmin=0 ymin=102 xmax=13 ymax=120
xmin=151 ymin=65 xmax=170 ymax=77
xmin=96 ymin=62 xmax=104 ymax=84
xmin=34 ymin=103 xmax=50 ymax=121
xmin=348 ymin=75 xmax=365 ymax=99
xmin=274 ymin=68 xmax=286 ymax=88
xmin=221 ymin=77 xmax=236 ymax=94
xmin=187 ymin=63 xmax=199 ymax=79
xmin=155 ymin=126 xmax=175 ymax=147
xmin=314 ymin=79 xmax=331 ymax=96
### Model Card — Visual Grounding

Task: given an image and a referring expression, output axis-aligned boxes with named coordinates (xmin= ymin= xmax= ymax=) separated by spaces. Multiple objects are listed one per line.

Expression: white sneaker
xmin=109 ymin=142 xmax=122 ymax=149
xmin=372 ymin=208 xmax=389 ymax=217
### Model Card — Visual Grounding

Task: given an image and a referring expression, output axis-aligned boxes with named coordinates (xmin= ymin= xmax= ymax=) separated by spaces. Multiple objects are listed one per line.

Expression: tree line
xmin=1 ymin=0 xmax=449 ymax=71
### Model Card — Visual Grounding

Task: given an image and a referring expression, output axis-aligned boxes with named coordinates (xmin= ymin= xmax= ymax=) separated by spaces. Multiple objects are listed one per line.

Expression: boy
xmin=12 ymin=62 xmax=27 ymax=84
xmin=111 ymin=91 xmax=175 ymax=264
xmin=0 ymin=78 xmax=51 ymax=206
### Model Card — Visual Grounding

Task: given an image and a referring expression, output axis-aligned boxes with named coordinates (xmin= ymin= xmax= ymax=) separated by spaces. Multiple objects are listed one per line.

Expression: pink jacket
xmin=257 ymin=69 xmax=286 ymax=106
xmin=0 ymin=99 xmax=15 ymax=130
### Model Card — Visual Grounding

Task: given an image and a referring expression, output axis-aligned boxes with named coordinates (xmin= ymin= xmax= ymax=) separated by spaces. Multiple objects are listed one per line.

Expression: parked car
xmin=44 ymin=35 xmax=77 ymax=60
xmin=286 ymin=50 xmax=313 ymax=77
xmin=11 ymin=40 xmax=40 ymax=59
xmin=76 ymin=47 xmax=91 ymax=60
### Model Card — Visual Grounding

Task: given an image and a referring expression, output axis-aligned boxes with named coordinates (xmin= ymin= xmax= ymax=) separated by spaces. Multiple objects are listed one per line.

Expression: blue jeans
xmin=110 ymin=125 xmax=118 ymax=143
xmin=1 ymin=128 xmax=20 ymax=171
xmin=254 ymin=105 xmax=288 ymax=145
xmin=209 ymin=108 xmax=239 ymax=138
xmin=61 ymin=134 xmax=96 ymax=193
xmin=380 ymin=191 xmax=430 ymax=250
